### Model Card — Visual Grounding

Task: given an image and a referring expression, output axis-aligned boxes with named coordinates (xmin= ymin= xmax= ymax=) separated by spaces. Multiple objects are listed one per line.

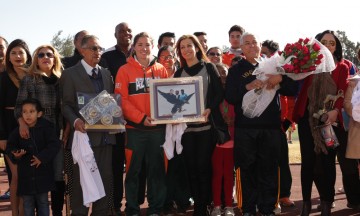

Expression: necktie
xmin=92 ymin=68 xmax=98 ymax=79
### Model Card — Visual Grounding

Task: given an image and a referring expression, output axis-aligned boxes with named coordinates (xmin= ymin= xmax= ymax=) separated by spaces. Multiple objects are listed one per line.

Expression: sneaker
xmin=211 ymin=206 xmax=222 ymax=216
xmin=279 ymin=197 xmax=295 ymax=207
xmin=273 ymin=203 xmax=281 ymax=215
xmin=224 ymin=207 xmax=235 ymax=216
xmin=316 ymin=202 xmax=335 ymax=211
xmin=0 ymin=191 xmax=10 ymax=200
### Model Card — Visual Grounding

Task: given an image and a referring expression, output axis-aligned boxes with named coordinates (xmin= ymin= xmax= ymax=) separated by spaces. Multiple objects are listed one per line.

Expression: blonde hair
xmin=29 ymin=45 xmax=62 ymax=78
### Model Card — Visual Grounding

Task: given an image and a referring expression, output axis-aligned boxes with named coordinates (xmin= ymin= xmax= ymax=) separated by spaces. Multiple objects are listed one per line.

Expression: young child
xmin=211 ymin=63 xmax=235 ymax=216
xmin=7 ymin=98 xmax=60 ymax=216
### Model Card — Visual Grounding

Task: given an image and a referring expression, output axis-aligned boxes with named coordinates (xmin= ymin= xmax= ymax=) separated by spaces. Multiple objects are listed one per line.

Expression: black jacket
xmin=7 ymin=118 xmax=60 ymax=195
xmin=225 ymin=58 xmax=298 ymax=129
xmin=174 ymin=61 xmax=225 ymax=129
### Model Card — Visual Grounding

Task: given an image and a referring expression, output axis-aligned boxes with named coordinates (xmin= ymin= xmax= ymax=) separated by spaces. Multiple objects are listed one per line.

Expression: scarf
xmin=307 ymin=72 xmax=337 ymax=154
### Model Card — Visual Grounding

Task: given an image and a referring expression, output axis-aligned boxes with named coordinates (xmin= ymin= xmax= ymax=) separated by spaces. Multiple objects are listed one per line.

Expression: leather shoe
xmin=300 ymin=200 xmax=311 ymax=216
xmin=279 ymin=197 xmax=295 ymax=207
xmin=347 ymin=203 xmax=360 ymax=210
xmin=316 ymin=201 xmax=335 ymax=211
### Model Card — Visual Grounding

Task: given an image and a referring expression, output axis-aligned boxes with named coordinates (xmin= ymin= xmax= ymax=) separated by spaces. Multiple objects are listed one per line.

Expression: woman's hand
xmin=143 ymin=116 xmax=156 ymax=126
xmin=31 ymin=155 xmax=41 ymax=168
xmin=12 ymin=149 xmax=26 ymax=159
xmin=202 ymin=108 xmax=211 ymax=122
xmin=19 ymin=118 xmax=30 ymax=139
xmin=325 ymin=109 xmax=339 ymax=125
xmin=62 ymin=122 xmax=71 ymax=148
xmin=0 ymin=140 xmax=7 ymax=151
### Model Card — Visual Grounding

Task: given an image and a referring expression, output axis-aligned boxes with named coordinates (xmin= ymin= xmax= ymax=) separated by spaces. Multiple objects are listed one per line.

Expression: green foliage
xmin=336 ymin=30 xmax=360 ymax=68
xmin=51 ymin=30 xmax=74 ymax=57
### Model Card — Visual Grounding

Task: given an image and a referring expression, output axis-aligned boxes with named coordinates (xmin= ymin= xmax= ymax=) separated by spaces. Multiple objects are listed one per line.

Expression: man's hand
xmin=74 ymin=119 xmax=86 ymax=133
xmin=246 ymin=79 xmax=265 ymax=91
xmin=265 ymin=74 xmax=282 ymax=89
xmin=31 ymin=155 xmax=41 ymax=168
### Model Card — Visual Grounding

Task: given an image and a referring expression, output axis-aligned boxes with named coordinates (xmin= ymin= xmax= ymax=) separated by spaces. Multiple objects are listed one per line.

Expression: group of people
xmin=0 ymin=21 xmax=359 ymax=216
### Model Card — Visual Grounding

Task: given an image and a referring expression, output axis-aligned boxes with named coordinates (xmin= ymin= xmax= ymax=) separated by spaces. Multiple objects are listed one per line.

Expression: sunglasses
xmin=320 ymin=40 xmax=336 ymax=47
xmin=38 ymin=52 xmax=54 ymax=59
xmin=159 ymin=55 xmax=174 ymax=60
xmin=85 ymin=46 xmax=105 ymax=52
xmin=208 ymin=52 xmax=221 ymax=57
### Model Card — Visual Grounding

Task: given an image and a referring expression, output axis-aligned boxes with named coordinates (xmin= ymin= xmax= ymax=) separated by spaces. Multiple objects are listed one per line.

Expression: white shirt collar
xmin=81 ymin=59 xmax=99 ymax=76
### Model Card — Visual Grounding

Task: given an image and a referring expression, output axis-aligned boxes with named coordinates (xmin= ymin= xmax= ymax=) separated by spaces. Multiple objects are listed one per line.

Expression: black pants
xmin=335 ymin=127 xmax=360 ymax=205
xmin=279 ymin=131 xmax=292 ymax=198
xmin=234 ymin=128 xmax=281 ymax=215
xmin=164 ymin=151 xmax=191 ymax=209
xmin=112 ymin=133 xmax=125 ymax=211
xmin=182 ymin=129 xmax=214 ymax=216
xmin=298 ymin=115 xmax=336 ymax=202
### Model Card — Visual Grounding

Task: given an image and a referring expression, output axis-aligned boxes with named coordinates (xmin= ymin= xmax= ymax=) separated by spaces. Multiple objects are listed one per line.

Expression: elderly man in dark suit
xmin=60 ymin=35 xmax=115 ymax=216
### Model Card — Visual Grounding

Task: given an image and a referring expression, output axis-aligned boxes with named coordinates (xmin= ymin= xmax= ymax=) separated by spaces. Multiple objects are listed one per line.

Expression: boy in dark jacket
xmin=7 ymin=98 xmax=60 ymax=216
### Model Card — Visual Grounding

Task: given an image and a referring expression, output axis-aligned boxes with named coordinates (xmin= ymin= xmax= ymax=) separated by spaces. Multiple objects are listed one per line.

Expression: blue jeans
xmin=23 ymin=192 xmax=49 ymax=216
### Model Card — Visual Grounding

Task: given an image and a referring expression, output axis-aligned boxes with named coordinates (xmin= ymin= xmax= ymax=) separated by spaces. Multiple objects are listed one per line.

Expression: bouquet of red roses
xmin=243 ymin=38 xmax=336 ymax=118
xmin=280 ymin=38 xmax=324 ymax=74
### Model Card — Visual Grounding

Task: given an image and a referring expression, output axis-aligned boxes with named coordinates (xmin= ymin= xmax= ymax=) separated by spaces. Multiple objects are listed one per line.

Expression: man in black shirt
xmin=100 ymin=22 xmax=132 ymax=216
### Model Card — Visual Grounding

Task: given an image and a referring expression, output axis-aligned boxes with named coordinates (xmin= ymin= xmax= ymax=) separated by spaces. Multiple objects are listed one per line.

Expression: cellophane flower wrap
xmin=242 ymin=38 xmax=336 ymax=118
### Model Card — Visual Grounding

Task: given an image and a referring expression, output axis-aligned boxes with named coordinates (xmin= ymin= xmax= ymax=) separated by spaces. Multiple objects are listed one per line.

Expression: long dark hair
xmin=175 ymin=34 xmax=208 ymax=67
xmin=315 ymin=30 xmax=343 ymax=62
xmin=5 ymin=39 xmax=32 ymax=74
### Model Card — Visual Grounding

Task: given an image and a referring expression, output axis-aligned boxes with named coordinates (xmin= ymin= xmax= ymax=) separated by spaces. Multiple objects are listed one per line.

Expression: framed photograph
xmin=149 ymin=77 xmax=205 ymax=124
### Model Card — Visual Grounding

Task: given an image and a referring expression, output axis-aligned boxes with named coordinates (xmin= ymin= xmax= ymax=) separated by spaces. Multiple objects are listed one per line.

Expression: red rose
xmin=293 ymin=58 xmax=299 ymax=64
xmin=303 ymin=55 xmax=310 ymax=61
xmin=315 ymin=60 xmax=322 ymax=65
xmin=317 ymin=54 xmax=324 ymax=60
xmin=302 ymin=46 xmax=309 ymax=54
xmin=304 ymin=38 xmax=310 ymax=44
xmin=282 ymin=64 xmax=294 ymax=72
xmin=312 ymin=43 xmax=321 ymax=52
xmin=298 ymin=38 xmax=304 ymax=43
xmin=309 ymin=66 xmax=316 ymax=71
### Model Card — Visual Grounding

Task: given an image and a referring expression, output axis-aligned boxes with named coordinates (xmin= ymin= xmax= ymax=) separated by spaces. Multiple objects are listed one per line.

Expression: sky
xmin=1 ymin=0 xmax=359 ymax=54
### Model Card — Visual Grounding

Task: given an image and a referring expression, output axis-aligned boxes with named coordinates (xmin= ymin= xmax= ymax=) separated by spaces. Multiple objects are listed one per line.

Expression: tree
xmin=336 ymin=30 xmax=360 ymax=68
xmin=51 ymin=30 xmax=74 ymax=57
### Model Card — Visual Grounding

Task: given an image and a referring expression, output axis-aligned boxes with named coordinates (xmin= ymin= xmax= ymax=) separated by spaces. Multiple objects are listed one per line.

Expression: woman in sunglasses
xmin=206 ymin=46 xmax=223 ymax=64
xmin=0 ymin=39 xmax=32 ymax=216
xmin=293 ymin=30 xmax=355 ymax=216
xmin=14 ymin=44 xmax=68 ymax=216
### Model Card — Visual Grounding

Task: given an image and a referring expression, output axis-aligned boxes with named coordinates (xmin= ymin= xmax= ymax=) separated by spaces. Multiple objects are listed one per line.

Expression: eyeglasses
xmin=320 ymin=40 xmax=336 ymax=47
xmin=159 ymin=55 xmax=174 ymax=60
xmin=85 ymin=46 xmax=105 ymax=52
xmin=208 ymin=52 xmax=221 ymax=57
xmin=38 ymin=52 xmax=54 ymax=59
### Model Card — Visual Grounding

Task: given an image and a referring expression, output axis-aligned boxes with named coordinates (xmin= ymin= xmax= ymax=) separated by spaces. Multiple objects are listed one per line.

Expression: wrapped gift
xmin=77 ymin=90 xmax=126 ymax=132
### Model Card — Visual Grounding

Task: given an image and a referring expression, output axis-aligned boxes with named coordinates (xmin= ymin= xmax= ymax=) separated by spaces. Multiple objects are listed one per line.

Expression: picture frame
xmin=149 ymin=77 xmax=205 ymax=124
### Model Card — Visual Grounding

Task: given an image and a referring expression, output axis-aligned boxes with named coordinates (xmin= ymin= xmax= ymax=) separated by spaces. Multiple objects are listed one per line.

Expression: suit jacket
xmin=60 ymin=61 xmax=115 ymax=148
